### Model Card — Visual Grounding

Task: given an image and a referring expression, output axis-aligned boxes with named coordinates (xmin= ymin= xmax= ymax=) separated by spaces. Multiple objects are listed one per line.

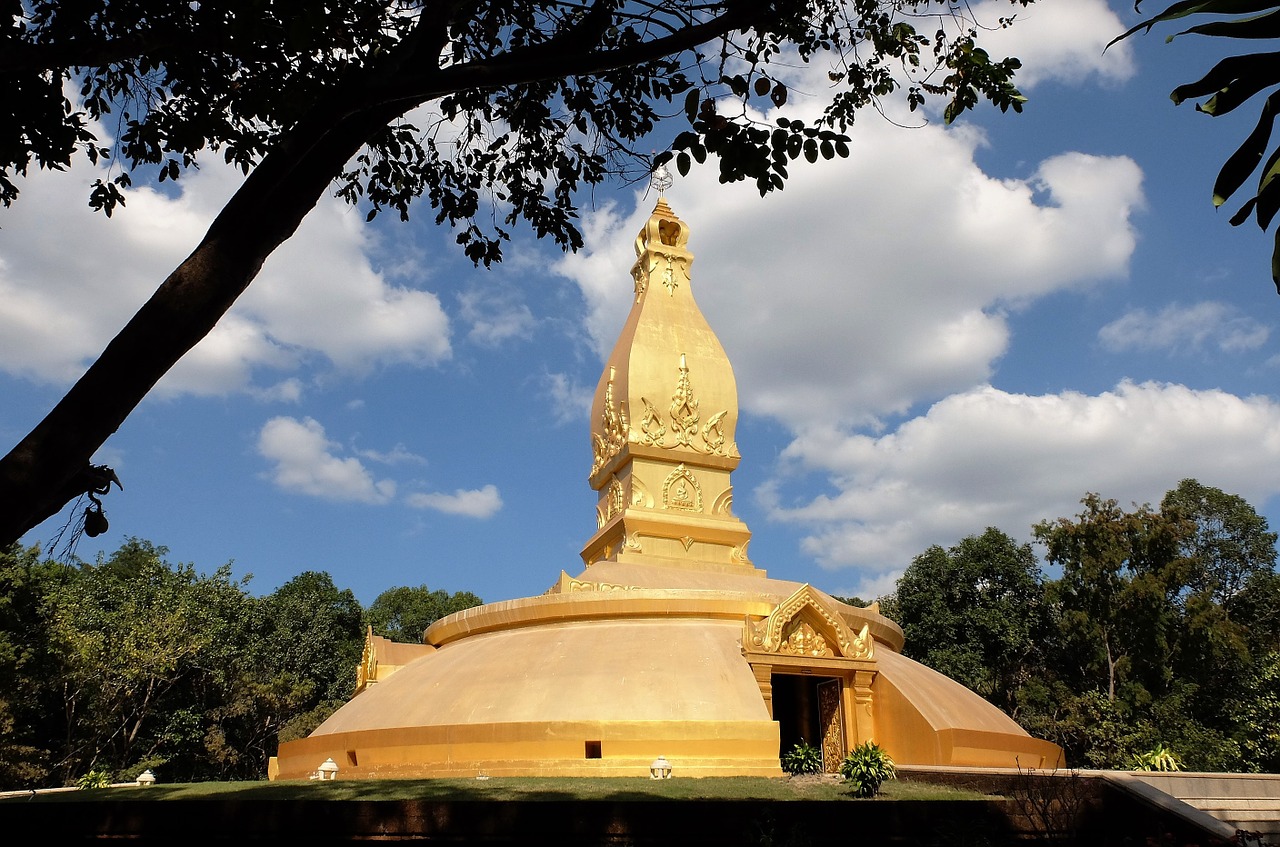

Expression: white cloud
xmin=1099 ymin=301 xmax=1270 ymax=354
xmin=968 ymin=0 xmax=1136 ymax=90
xmin=764 ymin=381 xmax=1280 ymax=583
xmin=356 ymin=444 xmax=429 ymax=466
xmin=559 ymin=127 xmax=1143 ymax=431
xmin=458 ymin=285 xmax=536 ymax=346
xmin=538 ymin=371 xmax=594 ymax=427
xmin=0 ymin=138 xmax=452 ymax=395
xmin=406 ymin=484 xmax=503 ymax=518
xmin=257 ymin=416 xmax=396 ymax=504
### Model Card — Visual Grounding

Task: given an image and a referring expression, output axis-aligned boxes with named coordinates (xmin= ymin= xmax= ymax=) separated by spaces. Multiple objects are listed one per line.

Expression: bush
xmin=839 ymin=742 xmax=896 ymax=797
xmin=75 ymin=769 xmax=113 ymax=789
xmin=781 ymin=740 xmax=824 ymax=775
xmin=1131 ymin=743 xmax=1183 ymax=772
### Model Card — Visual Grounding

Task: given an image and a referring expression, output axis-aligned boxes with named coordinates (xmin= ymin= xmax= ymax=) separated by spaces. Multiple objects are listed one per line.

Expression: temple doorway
xmin=773 ymin=672 xmax=845 ymax=773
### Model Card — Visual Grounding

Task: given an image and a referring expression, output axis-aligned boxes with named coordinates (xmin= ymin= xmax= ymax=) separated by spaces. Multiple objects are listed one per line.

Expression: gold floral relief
xmin=633 ymin=357 xmax=735 ymax=458
xmin=606 ymin=478 xmax=625 ymax=522
xmin=638 ymin=397 xmax=667 ymax=446
xmin=818 ymin=680 xmax=844 ymax=773
xmin=712 ymin=487 xmax=734 ymax=516
xmin=747 ymin=585 xmax=872 ymax=659
xmin=591 ymin=370 xmax=630 ymax=477
xmin=661 ymin=261 xmax=677 ymax=295
xmin=631 ymin=264 xmax=647 ymax=302
xmin=631 ymin=477 xmax=653 ymax=508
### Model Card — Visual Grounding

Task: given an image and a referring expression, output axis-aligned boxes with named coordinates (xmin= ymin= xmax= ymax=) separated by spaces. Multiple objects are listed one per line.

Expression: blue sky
xmin=5 ymin=0 xmax=1280 ymax=608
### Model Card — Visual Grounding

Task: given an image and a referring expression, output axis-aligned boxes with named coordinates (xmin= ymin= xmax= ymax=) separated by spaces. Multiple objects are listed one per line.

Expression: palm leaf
xmin=1111 ymin=1 xmax=1280 ymax=48
xmin=1213 ymin=88 xmax=1280 ymax=205
xmin=1175 ymin=8 xmax=1280 ymax=39
xmin=1171 ymin=51 xmax=1280 ymax=109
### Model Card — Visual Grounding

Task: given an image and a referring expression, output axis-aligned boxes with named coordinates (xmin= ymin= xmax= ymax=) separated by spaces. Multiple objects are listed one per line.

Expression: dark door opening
xmin=773 ymin=673 xmax=842 ymax=770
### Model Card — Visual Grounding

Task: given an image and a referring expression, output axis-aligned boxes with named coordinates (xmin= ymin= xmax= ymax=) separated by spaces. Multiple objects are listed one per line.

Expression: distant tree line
xmin=0 ymin=538 xmax=480 ymax=790
xmin=880 ymin=479 xmax=1280 ymax=772
xmin=4 ymin=476 xmax=1276 ymax=788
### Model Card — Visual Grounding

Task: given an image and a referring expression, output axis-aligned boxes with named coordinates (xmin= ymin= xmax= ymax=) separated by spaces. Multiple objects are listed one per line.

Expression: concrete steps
xmin=1123 ymin=773 xmax=1280 ymax=843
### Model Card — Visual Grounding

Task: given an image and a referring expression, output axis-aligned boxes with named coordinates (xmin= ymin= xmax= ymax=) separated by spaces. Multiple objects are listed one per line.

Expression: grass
xmin=3 ymin=775 xmax=996 ymax=804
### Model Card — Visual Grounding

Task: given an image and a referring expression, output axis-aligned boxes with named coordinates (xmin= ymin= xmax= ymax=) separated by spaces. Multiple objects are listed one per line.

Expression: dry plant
xmin=1008 ymin=764 xmax=1093 ymax=845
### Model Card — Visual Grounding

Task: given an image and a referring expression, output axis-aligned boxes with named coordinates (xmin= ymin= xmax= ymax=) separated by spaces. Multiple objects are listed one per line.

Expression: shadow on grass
xmin=5 ymin=775 xmax=995 ymax=804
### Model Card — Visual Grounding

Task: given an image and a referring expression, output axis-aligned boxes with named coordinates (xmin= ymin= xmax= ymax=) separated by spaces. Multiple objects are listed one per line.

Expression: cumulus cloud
xmin=0 ymin=138 xmax=452 ymax=396
xmin=966 ymin=0 xmax=1135 ymax=90
xmin=538 ymin=371 xmax=594 ymax=427
xmin=406 ymin=485 xmax=503 ymax=518
xmin=559 ymin=121 xmax=1143 ymax=430
xmin=1099 ymin=302 xmax=1270 ymax=354
xmin=458 ymin=285 xmax=536 ymax=346
xmin=257 ymin=416 xmax=396 ymax=504
xmin=764 ymin=382 xmax=1280 ymax=597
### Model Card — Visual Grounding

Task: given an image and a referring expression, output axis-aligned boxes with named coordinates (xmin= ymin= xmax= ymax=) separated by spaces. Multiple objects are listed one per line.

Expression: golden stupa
xmin=270 ymin=194 xmax=1062 ymax=780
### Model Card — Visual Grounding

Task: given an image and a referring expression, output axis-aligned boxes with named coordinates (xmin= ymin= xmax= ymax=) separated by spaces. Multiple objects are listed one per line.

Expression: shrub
xmin=781 ymin=740 xmax=824 ymax=775
xmin=839 ymin=742 xmax=896 ymax=797
xmin=1131 ymin=743 xmax=1183 ymax=772
xmin=75 ymin=769 xmax=113 ymax=789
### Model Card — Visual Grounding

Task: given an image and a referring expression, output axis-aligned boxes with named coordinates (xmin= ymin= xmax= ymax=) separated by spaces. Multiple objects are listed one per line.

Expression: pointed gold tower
xmin=582 ymin=197 xmax=757 ymax=574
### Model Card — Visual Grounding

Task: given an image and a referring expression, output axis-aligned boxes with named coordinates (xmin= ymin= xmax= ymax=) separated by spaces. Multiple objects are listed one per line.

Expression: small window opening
xmin=585 ymin=740 xmax=602 ymax=759
xmin=346 ymin=750 xmax=358 ymax=767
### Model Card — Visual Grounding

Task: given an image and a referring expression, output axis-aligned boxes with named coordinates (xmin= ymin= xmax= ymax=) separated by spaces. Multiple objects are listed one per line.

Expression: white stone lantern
xmin=135 ymin=769 xmax=156 ymax=787
xmin=649 ymin=756 xmax=672 ymax=779
xmin=316 ymin=758 xmax=339 ymax=780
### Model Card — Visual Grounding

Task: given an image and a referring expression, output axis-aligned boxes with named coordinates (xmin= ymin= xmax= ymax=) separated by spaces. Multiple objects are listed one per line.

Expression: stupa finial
xmin=651 ymin=161 xmax=673 ymax=195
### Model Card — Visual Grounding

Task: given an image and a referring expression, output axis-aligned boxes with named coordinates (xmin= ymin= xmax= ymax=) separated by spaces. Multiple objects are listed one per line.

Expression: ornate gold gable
xmin=742 ymin=585 xmax=879 ymax=750
xmin=745 ymin=584 xmax=874 ymax=660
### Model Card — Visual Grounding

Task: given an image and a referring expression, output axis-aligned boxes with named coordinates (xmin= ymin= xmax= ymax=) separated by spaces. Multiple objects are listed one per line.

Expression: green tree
xmin=890 ymin=528 xmax=1047 ymax=715
xmin=0 ymin=542 xmax=66 ymax=787
xmin=1110 ymin=1 xmax=1280 ymax=289
xmin=40 ymin=538 xmax=258 ymax=785
xmin=366 ymin=585 xmax=483 ymax=643
xmin=258 ymin=571 xmax=364 ymax=742
xmin=1229 ymin=650 xmax=1280 ymax=772
xmin=1034 ymin=494 xmax=1193 ymax=707
xmin=1161 ymin=478 xmax=1278 ymax=609
xmin=0 ymin=0 xmax=1034 ymax=547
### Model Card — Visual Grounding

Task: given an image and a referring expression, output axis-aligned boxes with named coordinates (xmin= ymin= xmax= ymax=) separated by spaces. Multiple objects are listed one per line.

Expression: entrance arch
xmin=742 ymin=585 xmax=879 ymax=771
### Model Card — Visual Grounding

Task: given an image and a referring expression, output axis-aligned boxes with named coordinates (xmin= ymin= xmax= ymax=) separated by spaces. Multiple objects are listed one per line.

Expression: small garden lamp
xmin=649 ymin=755 xmax=672 ymax=779
xmin=135 ymin=769 xmax=156 ymax=787
xmin=317 ymin=758 xmax=339 ymax=780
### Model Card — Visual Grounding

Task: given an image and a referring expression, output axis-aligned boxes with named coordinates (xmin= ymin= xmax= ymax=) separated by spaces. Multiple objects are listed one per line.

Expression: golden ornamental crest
xmin=636 ymin=355 xmax=738 ymax=458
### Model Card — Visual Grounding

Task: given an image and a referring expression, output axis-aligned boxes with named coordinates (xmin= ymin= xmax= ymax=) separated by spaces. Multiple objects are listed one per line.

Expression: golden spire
xmin=581 ymin=200 xmax=754 ymax=574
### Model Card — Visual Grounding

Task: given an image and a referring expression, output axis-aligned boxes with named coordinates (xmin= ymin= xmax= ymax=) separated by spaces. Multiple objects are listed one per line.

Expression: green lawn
xmin=5 ymin=775 xmax=996 ymax=803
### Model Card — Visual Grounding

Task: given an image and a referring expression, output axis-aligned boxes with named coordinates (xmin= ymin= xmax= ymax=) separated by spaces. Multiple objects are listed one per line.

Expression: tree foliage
xmin=1161 ymin=477 xmax=1278 ymax=607
xmin=889 ymin=480 xmax=1279 ymax=772
xmin=888 ymin=527 xmax=1047 ymax=715
xmin=0 ymin=0 xmax=1035 ymax=548
xmin=366 ymin=584 xmax=483 ymax=643
xmin=0 ymin=538 xmax=487 ymax=789
xmin=1110 ymin=1 xmax=1280 ymax=290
